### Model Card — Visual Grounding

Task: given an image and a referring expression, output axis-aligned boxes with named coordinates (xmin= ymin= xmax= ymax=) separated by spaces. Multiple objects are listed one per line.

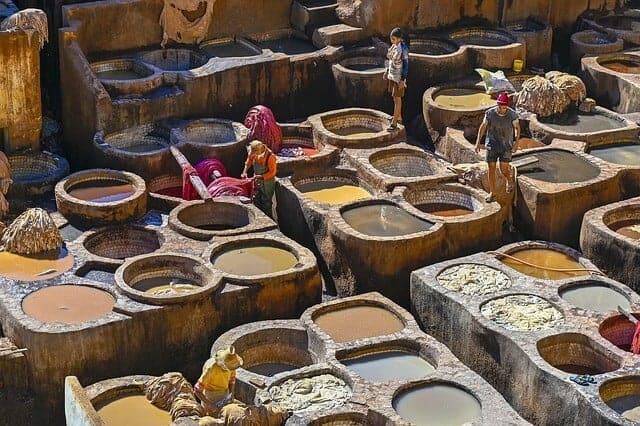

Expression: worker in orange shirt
xmin=241 ymin=140 xmax=277 ymax=215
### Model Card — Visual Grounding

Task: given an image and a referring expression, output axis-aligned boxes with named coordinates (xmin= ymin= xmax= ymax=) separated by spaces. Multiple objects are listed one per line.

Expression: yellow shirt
xmin=198 ymin=358 xmax=235 ymax=393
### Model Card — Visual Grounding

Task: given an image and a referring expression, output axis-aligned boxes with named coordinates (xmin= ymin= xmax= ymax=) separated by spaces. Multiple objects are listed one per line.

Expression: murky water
xmin=96 ymin=69 xmax=143 ymax=80
xmin=343 ymin=350 xmax=435 ymax=382
xmin=97 ymin=394 xmax=171 ymax=425
xmin=434 ymin=88 xmax=495 ymax=109
xmin=134 ymin=276 xmax=201 ymax=296
xmin=393 ymin=384 xmax=482 ymax=426
xmin=601 ymin=59 xmax=640 ymax=74
xmin=342 ymin=204 xmax=433 ymax=237
xmin=245 ymin=362 xmax=298 ymax=376
xmin=606 ymin=394 xmax=640 ymax=422
xmin=417 ymin=203 xmax=473 ymax=217
xmin=0 ymin=248 xmax=74 ymax=281
xmin=258 ymin=37 xmax=317 ymax=55
xmin=518 ymin=149 xmax=600 ymax=183
xmin=500 ymin=248 xmax=588 ymax=280
xmin=540 ymin=111 xmax=625 ymax=133
xmin=68 ymin=180 xmax=135 ymax=203
xmin=211 ymin=246 xmax=298 ymax=275
xmin=201 ymin=41 xmax=259 ymax=58
xmin=22 ymin=285 xmax=115 ymax=324
xmin=589 ymin=143 xmax=640 ymax=166
xmin=560 ymin=284 xmax=630 ymax=312
xmin=314 ymin=306 xmax=404 ymax=343
xmin=345 ymin=63 xmax=385 ymax=72
xmin=297 ymin=181 xmax=371 ymax=205
xmin=610 ymin=220 xmax=640 ymax=239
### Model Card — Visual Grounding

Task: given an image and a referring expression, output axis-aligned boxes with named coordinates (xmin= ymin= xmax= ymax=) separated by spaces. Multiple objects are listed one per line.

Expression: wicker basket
xmin=83 ymin=226 xmax=162 ymax=260
xmin=449 ymin=28 xmax=515 ymax=47
xmin=8 ymin=152 xmax=70 ymax=198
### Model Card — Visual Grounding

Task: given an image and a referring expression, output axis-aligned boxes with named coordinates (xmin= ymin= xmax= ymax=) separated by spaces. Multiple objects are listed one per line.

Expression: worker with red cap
xmin=475 ymin=92 xmax=520 ymax=202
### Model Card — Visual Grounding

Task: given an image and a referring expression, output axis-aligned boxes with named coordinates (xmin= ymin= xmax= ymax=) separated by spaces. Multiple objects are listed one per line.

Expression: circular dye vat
xmin=601 ymin=59 xmax=640 ymax=74
xmin=437 ymin=264 xmax=511 ymax=296
xmin=22 ymin=285 xmax=115 ymax=324
xmin=370 ymin=150 xmax=434 ymax=178
xmin=450 ymin=29 xmax=514 ymax=46
xmin=596 ymin=16 xmax=640 ymax=31
xmin=609 ymin=220 xmax=640 ymax=239
xmin=600 ymin=377 xmax=640 ymax=422
xmin=342 ymin=58 xmax=385 ymax=72
xmin=211 ymin=246 xmax=298 ymax=276
xmin=411 ymin=38 xmax=458 ymax=55
xmin=393 ymin=383 xmax=482 ymax=426
xmin=67 ymin=179 xmax=135 ymax=203
xmin=540 ymin=111 xmax=625 ymax=134
xmin=258 ymin=37 xmax=317 ymax=55
xmin=245 ymin=362 xmax=298 ymax=377
xmin=589 ymin=143 xmax=640 ymax=166
xmin=0 ymin=248 xmax=74 ymax=281
xmin=342 ymin=350 xmax=435 ymax=382
xmin=134 ymin=276 xmax=201 ymax=296
xmin=537 ymin=333 xmax=620 ymax=375
xmin=96 ymin=69 xmax=143 ymax=80
xmin=433 ymin=88 xmax=495 ymax=110
xmin=84 ymin=227 xmax=161 ymax=260
xmin=96 ymin=393 xmax=171 ymax=426
xmin=341 ymin=204 xmax=433 ymax=237
xmin=418 ymin=203 xmax=473 ymax=217
xmin=607 ymin=395 xmax=640 ymax=422
xmin=265 ymin=374 xmax=351 ymax=413
xmin=499 ymin=248 xmax=588 ymax=280
xmin=600 ymin=314 xmax=640 ymax=352
xmin=139 ymin=49 xmax=206 ymax=71
xmin=560 ymin=283 xmax=630 ymax=312
xmin=481 ymin=294 xmax=563 ymax=331
xmin=200 ymin=40 xmax=259 ymax=58
xmin=297 ymin=181 xmax=371 ymax=205
xmin=314 ymin=305 xmax=404 ymax=343
xmin=331 ymin=126 xmax=379 ymax=139
xmin=518 ymin=150 xmax=600 ymax=183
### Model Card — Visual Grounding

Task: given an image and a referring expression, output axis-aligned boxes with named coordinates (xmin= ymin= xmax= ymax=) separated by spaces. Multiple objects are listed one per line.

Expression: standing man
xmin=475 ymin=92 xmax=520 ymax=202
xmin=241 ymin=140 xmax=277 ymax=216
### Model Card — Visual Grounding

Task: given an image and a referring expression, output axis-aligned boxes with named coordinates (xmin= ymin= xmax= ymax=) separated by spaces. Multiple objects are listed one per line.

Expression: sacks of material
xmin=547 ymin=72 xmax=587 ymax=104
xmin=476 ymin=68 xmax=516 ymax=94
xmin=516 ymin=76 xmax=570 ymax=117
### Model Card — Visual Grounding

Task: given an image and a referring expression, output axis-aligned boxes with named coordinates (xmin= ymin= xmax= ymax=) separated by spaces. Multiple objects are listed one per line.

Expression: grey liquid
xmin=393 ymin=384 xmax=482 ymax=426
xmin=342 ymin=204 xmax=433 ymax=237
xmin=96 ymin=69 xmax=142 ymax=80
xmin=259 ymin=38 xmax=317 ymax=55
xmin=518 ymin=149 xmax=600 ymax=183
xmin=560 ymin=284 xmax=630 ymax=312
xmin=201 ymin=42 xmax=259 ymax=58
xmin=589 ymin=143 xmax=640 ymax=166
xmin=343 ymin=351 xmax=435 ymax=382
xmin=245 ymin=362 xmax=298 ymax=377
xmin=540 ymin=111 xmax=625 ymax=133
xmin=607 ymin=395 xmax=640 ymax=422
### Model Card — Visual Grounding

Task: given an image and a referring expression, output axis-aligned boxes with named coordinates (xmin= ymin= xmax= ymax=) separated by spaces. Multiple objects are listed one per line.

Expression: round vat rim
xmin=86 ymin=375 xmax=155 ymax=406
xmin=448 ymin=26 xmax=520 ymax=48
xmin=425 ymin=85 xmax=497 ymax=113
xmin=479 ymin=292 xmax=565 ymax=330
xmin=398 ymin=184 xmax=492 ymax=220
xmin=512 ymin=147 xmax=604 ymax=186
xmin=557 ymin=279 xmax=631 ymax=312
xmin=595 ymin=52 xmax=640 ymax=75
xmin=570 ymin=29 xmax=621 ymax=46
xmin=407 ymin=35 xmax=464 ymax=58
xmin=137 ymin=48 xmax=210 ymax=72
xmin=260 ymin=365 xmax=355 ymax=395
xmin=80 ymin=224 xmax=164 ymax=262
xmin=55 ymin=168 xmax=146 ymax=208
xmin=173 ymin=117 xmax=250 ymax=148
xmin=292 ymin=173 xmax=374 ymax=208
xmin=114 ymin=252 xmax=222 ymax=305
xmin=90 ymin=58 xmax=157 ymax=82
xmin=391 ymin=379 xmax=483 ymax=413
xmin=7 ymin=151 xmax=70 ymax=186
xmin=332 ymin=54 xmax=386 ymax=76
xmin=530 ymin=106 xmax=636 ymax=137
xmin=204 ymin=234 xmax=314 ymax=281
xmin=94 ymin=125 xmax=177 ymax=157
xmin=601 ymin=204 xmax=640 ymax=245
xmin=599 ymin=375 xmax=640 ymax=405
xmin=198 ymin=36 xmax=263 ymax=58
xmin=308 ymin=107 xmax=404 ymax=146
xmin=594 ymin=14 xmax=640 ymax=32
xmin=435 ymin=262 xmax=513 ymax=291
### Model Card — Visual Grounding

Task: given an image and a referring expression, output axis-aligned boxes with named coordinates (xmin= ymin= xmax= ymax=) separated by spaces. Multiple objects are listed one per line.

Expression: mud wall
xmin=0 ymin=30 xmax=41 ymax=152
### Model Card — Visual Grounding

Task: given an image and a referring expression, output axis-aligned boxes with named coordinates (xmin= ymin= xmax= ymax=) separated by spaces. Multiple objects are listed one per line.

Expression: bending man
xmin=475 ymin=92 xmax=520 ymax=202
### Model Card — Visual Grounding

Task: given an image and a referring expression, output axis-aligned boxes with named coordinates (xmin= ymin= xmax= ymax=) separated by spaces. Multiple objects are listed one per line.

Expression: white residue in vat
xmin=481 ymin=294 xmax=563 ymax=331
xmin=437 ymin=264 xmax=511 ymax=295
xmin=260 ymin=374 xmax=351 ymax=413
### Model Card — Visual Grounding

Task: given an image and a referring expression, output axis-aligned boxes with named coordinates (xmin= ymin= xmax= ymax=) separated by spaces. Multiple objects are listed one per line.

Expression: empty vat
xmin=338 ymin=56 xmax=385 ymax=72
xmin=314 ymin=305 xmax=404 ymax=342
xmin=560 ymin=282 xmax=630 ymax=312
xmin=393 ymin=383 xmax=482 ymax=426
xmin=22 ymin=285 xmax=115 ymax=324
xmin=96 ymin=392 xmax=170 ymax=426
xmin=101 ymin=124 xmax=171 ymax=153
xmin=433 ymin=88 xmax=495 ymax=110
xmin=342 ymin=350 xmax=435 ymax=382
xmin=517 ymin=150 xmax=600 ymax=183
xmin=600 ymin=376 xmax=640 ymax=422
xmin=369 ymin=148 xmax=436 ymax=178
xmin=499 ymin=248 xmax=588 ymax=280
xmin=589 ymin=142 xmax=640 ymax=166
xmin=449 ymin=28 xmax=515 ymax=47
xmin=341 ymin=204 xmax=433 ymax=237
xmin=537 ymin=333 xmax=621 ymax=375
xmin=0 ymin=248 xmax=74 ymax=281
xmin=83 ymin=227 xmax=161 ymax=260
xmin=410 ymin=38 xmax=458 ymax=55
xmin=211 ymin=246 xmax=298 ymax=276
xmin=139 ymin=49 xmax=207 ymax=71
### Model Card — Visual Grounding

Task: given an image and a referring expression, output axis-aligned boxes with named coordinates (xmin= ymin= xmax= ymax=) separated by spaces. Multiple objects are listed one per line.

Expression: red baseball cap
xmin=497 ymin=92 xmax=509 ymax=105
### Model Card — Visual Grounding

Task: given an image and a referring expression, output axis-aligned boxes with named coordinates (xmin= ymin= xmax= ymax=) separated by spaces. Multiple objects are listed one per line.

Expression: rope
xmin=487 ymin=250 xmax=605 ymax=275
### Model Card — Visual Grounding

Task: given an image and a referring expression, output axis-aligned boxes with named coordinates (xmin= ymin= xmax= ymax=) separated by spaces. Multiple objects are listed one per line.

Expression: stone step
xmin=312 ymin=23 xmax=364 ymax=48
xmin=290 ymin=0 xmax=338 ymax=34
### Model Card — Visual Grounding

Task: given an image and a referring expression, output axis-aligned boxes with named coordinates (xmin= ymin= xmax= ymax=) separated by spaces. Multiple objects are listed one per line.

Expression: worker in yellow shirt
xmin=241 ymin=140 xmax=277 ymax=216
xmin=194 ymin=346 xmax=243 ymax=416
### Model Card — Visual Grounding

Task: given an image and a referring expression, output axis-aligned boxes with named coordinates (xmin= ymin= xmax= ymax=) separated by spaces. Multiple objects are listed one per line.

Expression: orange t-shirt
xmin=245 ymin=151 xmax=277 ymax=180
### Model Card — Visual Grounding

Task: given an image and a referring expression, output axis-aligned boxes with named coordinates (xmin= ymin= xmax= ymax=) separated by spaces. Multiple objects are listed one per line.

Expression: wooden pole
xmin=169 ymin=146 xmax=212 ymax=202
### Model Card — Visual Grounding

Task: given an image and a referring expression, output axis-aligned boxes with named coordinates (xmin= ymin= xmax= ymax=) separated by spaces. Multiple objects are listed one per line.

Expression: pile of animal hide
xmin=517 ymin=73 xmax=587 ymax=117
xmin=0 ymin=8 xmax=48 ymax=49
xmin=160 ymin=0 xmax=216 ymax=47
xmin=0 ymin=208 xmax=61 ymax=254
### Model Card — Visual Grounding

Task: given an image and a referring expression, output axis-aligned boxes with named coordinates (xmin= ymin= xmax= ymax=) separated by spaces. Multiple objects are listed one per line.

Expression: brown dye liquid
xmin=393 ymin=384 xmax=482 ymax=426
xmin=134 ymin=276 xmax=200 ymax=296
xmin=298 ymin=181 xmax=371 ymax=205
xmin=516 ymin=137 xmax=544 ymax=149
xmin=343 ymin=351 xmax=435 ymax=382
xmin=589 ymin=143 xmax=640 ymax=166
xmin=0 ymin=248 xmax=74 ymax=281
xmin=611 ymin=220 xmax=640 ymax=239
xmin=560 ymin=284 xmax=630 ymax=312
xmin=212 ymin=246 xmax=298 ymax=276
xmin=97 ymin=394 xmax=171 ymax=426
xmin=245 ymin=362 xmax=298 ymax=376
xmin=314 ymin=306 xmax=404 ymax=343
xmin=601 ymin=60 xmax=640 ymax=74
xmin=417 ymin=203 xmax=473 ymax=217
xmin=332 ymin=126 xmax=378 ymax=139
xmin=555 ymin=364 xmax=604 ymax=375
xmin=341 ymin=204 xmax=433 ymax=237
xmin=346 ymin=63 xmax=385 ymax=72
xmin=68 ymin=180 xmax=135 ymax=203
xmin=500 ymin=248 xmax=588 ymax=280
xmin=607 ymin=395 xmax=640 ymax=422
xmin=96 ymin=69 xmax=143 ymax=80
xmin=22 ymin=285 xmax=115 ymax=324
xmin=434 ymin=88 xmax=495 ymax=109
